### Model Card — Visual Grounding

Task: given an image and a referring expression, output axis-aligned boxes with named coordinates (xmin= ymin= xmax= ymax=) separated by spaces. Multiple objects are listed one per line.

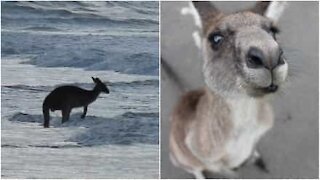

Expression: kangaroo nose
xmin=246 ymin=47 xmax=264 ymax=68
xmin=246 ymin=47 xmax=281 ymax=69
xmin=267 ymin=84 xmax=278 ymax=92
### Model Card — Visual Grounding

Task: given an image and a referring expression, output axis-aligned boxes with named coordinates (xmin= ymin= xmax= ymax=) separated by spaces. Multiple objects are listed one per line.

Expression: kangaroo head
xmin=192 ymin=1 xmax=288 ymax=97
xmin=92 ymin=77 xmax=110 ymax=94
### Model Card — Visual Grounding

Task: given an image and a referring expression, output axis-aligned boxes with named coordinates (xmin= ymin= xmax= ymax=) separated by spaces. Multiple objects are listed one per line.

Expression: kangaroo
xmin=42 ymin=77 xmax=109 ymax=128
xmin=169 ymin=1 xmax=288 ymax=178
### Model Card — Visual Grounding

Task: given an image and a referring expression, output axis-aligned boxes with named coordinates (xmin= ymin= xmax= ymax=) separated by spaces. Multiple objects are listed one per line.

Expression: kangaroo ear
xmin=249 ymin=1 xmax=288 ymax=23
xmin=92 ymin=77 xmax=97 ymax=83
xmin=192 ymin=1 xmax=221 ymax=30
xmin=250 ymin=1 xmax=271 ymax=15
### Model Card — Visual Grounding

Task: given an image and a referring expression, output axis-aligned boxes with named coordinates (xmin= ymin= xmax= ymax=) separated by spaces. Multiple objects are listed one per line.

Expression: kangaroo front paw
xmin=192 ymin=170 xmax=206 ymax=179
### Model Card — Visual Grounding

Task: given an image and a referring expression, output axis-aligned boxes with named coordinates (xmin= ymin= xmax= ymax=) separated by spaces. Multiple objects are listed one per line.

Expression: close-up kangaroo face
xmin=198 ymin=3 xmax=288 ymax=97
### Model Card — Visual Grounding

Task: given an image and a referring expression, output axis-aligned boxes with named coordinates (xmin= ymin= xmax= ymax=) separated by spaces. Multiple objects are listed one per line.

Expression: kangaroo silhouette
xmin=42 ymin=77 xmax=109 ymax=128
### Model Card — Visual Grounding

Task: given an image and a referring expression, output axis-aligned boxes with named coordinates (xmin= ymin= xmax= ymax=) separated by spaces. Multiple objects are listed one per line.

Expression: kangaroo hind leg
xmin=61 ymin=107 xmax=71 ymax=124
xmin=250 ymin=150 xmax=269 ymax=173
xmin=192 ymin=169 xmax=206 ymax=179
xmin=81 ymin=106 xmax=87 ymax=119
xmin=43 ymin=105 xmax=50 ymax=128
xmin=254 ymin=154 xmax=269 ymax=173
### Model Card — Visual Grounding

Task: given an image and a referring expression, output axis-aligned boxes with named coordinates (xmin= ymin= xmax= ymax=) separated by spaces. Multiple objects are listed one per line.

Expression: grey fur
xmin=169 ymin=1 xmax=288 ymax=178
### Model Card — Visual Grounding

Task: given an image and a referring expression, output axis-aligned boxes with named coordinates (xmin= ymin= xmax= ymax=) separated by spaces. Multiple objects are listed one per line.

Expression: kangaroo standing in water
xmin=42 ymin=77 xmax=109 ymax=128
xmin=169 ymin=2 xmax=288 ymax=178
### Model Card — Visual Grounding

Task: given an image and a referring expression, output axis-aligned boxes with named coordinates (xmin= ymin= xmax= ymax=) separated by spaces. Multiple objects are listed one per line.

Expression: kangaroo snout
xmin=246 ymin=46 xmax=283 ymax=70
xmin=236 ymin=28 xmax=288 ymax=96
xmin=244 ymin=45 xmax=287 ymax=95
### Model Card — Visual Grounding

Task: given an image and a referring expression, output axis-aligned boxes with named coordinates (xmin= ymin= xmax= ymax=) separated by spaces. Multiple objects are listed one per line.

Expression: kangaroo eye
xmin=208 ymin=33 xmax=224 ymax=47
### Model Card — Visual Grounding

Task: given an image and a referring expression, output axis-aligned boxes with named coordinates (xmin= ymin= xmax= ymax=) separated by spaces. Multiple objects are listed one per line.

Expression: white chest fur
xmin=225 ymin=97 xmax=271 ymax=168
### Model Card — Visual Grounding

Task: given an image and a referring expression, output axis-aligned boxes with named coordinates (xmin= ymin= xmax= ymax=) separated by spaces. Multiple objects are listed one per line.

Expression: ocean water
xmin=1 ymin=2 xmax=159 ymax=178
xmin=1 ymin=1 xmax=159 ymax=75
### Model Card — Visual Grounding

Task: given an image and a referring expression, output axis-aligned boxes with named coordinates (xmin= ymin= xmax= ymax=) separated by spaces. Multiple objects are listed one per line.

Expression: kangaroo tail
xmin=42 ymin=102 xmax=50 ymax=128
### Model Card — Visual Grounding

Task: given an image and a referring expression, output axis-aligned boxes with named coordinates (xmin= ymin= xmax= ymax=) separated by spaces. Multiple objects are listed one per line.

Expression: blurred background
xmin=161 ymin=1 xmax=319 ymax=178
